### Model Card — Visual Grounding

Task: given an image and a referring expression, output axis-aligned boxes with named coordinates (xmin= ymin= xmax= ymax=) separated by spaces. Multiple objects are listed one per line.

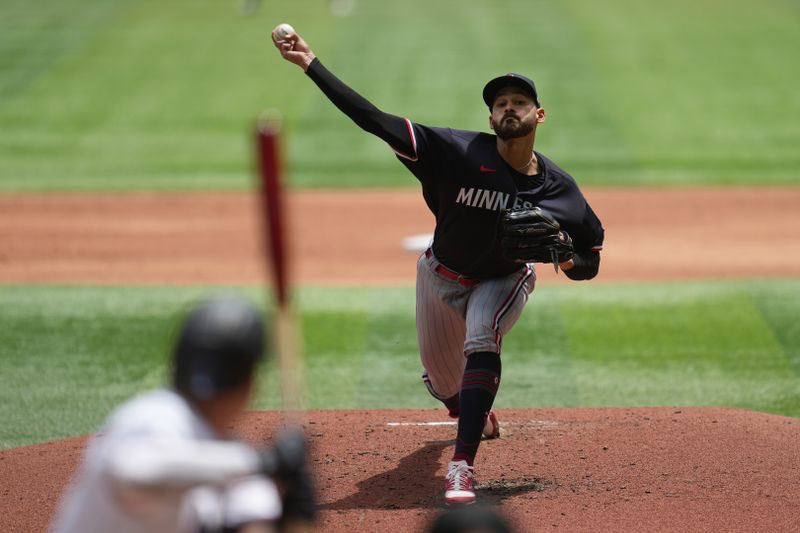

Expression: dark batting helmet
xmin=172 ymin=296 xmax=266 ymax=401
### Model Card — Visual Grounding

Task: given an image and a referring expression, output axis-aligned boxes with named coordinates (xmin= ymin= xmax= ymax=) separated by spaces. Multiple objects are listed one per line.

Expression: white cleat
xmin=444 ymin=460 xmax=476 ymax=506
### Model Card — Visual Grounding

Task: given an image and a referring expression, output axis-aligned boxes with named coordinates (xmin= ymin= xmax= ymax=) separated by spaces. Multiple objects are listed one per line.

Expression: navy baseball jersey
xmin=394 ymin=124 xmax=603 ymax=278
xmin=306 ymin=58 xmax=604 ymax=280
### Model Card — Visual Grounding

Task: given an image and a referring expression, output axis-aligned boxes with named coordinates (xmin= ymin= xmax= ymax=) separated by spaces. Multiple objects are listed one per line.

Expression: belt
xmin=425 ymin=249 xmax=480 ymax=287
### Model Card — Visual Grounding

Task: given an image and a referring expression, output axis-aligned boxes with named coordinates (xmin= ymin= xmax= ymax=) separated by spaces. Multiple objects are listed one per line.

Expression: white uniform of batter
xmin=50 ymin=389 xmax=281 ymax=533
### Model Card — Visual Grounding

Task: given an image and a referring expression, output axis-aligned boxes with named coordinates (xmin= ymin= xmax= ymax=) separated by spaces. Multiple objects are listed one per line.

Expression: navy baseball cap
xmin=483 ymin=73 xmax=540 ymax=108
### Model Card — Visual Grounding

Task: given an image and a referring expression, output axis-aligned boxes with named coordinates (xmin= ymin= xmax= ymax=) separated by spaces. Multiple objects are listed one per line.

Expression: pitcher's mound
xmin=1 ymin=407 xmax=797 ymax=532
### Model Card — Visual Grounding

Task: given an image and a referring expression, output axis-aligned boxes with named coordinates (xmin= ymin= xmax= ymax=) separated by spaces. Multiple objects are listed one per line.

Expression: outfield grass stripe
xmin=563 ymin=0 xmax=800 ymax=180
xmin=355 ymin=309 xmax=422 ymax=409
xmin=0 ymin=0 xmax=127 ymax=101
xmin=0 ymin=0 xmax=341 ymax=191
xmin=1 ymin=0 xmax=798 ymax=190
xmin=1 ymin=281 xmax=799 ymax=449
xmin=0 ymin=285 xmax=261 ymax=448
xmin=748 ymin=280 xmax=800 ymax=376
xmin=298 ymin=310 xmax=370 ymax=408
xmin=496 ymin=289 xmax=582 ymax=409
xmin=561 ymin=282 xmax=798 ymax=410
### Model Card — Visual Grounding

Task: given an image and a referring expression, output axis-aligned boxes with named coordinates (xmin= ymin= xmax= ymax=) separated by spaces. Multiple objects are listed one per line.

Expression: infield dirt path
xmin=1 ymin=187 xmax=799 ymax=532
xmin=2 ymin=187 xmax=800 ymax=285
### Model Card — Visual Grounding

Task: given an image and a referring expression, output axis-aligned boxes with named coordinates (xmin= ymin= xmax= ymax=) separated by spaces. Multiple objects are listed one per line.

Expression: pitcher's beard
xmin=492 ymin=116 xmax=534 ymax=140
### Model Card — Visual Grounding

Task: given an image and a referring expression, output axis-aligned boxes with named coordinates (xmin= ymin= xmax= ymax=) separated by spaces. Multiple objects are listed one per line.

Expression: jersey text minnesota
xmin=456 ymin=187 xmax=532 ymax=211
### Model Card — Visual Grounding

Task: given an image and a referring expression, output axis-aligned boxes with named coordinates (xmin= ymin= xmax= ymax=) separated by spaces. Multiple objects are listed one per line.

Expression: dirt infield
xmin=1 ymin=187 xmax=800 ymax=531
xmin=2 ymin=187 xmax=800 ymax=284
xmin=1 ymin=408 xmax=798 ymax=532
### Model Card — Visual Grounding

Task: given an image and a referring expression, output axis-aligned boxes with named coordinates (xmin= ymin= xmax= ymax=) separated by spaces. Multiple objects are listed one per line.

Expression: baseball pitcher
xmin=273 ymin=28 xmax=604 ymax=506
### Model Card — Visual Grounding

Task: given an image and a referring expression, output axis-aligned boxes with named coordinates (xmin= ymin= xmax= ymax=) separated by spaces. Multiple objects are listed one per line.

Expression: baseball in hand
xmin=273 ymin=23 xmax=295 ymax=41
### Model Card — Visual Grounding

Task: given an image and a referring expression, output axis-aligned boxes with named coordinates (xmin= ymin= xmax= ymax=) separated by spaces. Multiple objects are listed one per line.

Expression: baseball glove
xmin=499 ymin=207 xmax=575 ymax=264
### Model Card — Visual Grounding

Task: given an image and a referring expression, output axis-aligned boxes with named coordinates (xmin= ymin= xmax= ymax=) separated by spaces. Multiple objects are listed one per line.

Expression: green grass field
xmin=1 ymin=1 xmax=798 ymax=453
xmin=1 ymin=0 xmax=798 ymax=190
xmin=1 ymin=281 xmax=798 ymax=449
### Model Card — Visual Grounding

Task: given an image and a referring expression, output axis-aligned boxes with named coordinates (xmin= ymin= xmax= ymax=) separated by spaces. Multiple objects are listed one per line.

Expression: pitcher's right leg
xmin=416 ymin=252 xmax=468 ymax=414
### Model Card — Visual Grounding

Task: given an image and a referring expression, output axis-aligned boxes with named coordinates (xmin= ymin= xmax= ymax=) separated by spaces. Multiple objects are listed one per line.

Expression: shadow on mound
xmin=321 ymin=438 xmax=551 ymax=511
xmin=477 ymin=476 xmax=553 ymax=504
xmin=321 ymin=438 xmax=450 ymax=510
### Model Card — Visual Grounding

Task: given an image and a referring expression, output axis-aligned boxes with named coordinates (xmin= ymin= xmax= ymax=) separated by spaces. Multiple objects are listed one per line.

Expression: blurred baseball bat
xmin=255 ymin=111 xmax=305 ymax=419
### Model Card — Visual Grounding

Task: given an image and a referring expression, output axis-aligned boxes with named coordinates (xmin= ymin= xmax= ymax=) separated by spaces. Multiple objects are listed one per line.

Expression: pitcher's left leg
xmin=451 ymin=266 xmax=535 ymax=465
xmin=465 ymin=265 xmax=535 ymax=356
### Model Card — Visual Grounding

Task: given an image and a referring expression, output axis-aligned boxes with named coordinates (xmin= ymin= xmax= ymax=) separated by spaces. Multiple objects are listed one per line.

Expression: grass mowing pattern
xmin=560 ymin=283 xmax=798 ymax=413
xmin=1 ymin=0 xmax=798 ymax=191
xmin=0 ymin=0 xmax=340 ymax=191
xmin=1 ymin=281 xmax=798 ymax=449
xmin=0 ymin=286 xmax=213 ymax=448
